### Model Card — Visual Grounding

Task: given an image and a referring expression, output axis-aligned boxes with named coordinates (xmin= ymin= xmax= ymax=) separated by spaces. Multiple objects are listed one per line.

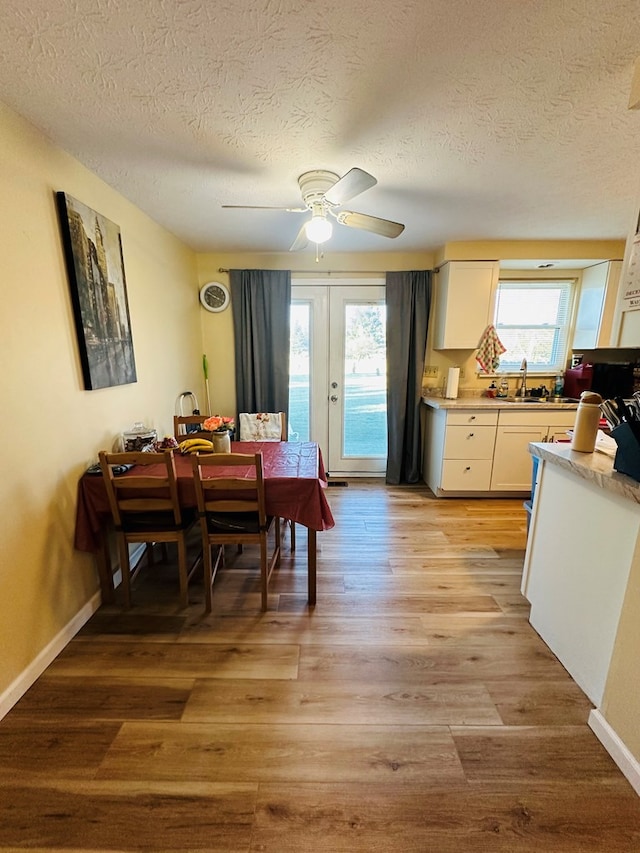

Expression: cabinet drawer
xmin=446 ymin=411 xmax=498 ymax=427
xmin=441 ymin=459 xmax=493 ymax=491
xmin=444 ymin=425 xmax=496 ymax=459
xmin=498 ymin=410 xmax=576 ymax=428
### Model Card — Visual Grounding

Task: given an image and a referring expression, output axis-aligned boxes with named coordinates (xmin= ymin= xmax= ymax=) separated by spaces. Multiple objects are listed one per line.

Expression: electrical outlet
xmin=423 ymin=365 xmax=439 ymax=377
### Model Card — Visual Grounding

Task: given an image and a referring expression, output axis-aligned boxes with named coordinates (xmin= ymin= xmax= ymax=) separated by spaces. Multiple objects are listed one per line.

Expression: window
xmin=494 ymin=280 xmax=575 ymax=373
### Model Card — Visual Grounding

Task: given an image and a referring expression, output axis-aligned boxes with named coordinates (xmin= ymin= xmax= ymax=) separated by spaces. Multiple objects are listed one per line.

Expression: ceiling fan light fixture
xmin=305 ymin=214 xmax=332 ymax=244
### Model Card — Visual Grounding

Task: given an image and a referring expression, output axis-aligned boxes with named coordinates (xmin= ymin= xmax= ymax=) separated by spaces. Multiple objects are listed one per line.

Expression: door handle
xmin=330 ymin=395 xmax=338 ymax=402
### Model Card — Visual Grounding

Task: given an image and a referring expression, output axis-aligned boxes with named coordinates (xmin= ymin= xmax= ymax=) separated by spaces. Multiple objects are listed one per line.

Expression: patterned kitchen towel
xmin=476 ymin=324 xmax=506 ymax=373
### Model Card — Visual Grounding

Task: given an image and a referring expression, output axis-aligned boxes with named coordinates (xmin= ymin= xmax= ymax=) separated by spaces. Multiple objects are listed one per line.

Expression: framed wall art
xmin=56 ymin=192 xmax=137 ymax=390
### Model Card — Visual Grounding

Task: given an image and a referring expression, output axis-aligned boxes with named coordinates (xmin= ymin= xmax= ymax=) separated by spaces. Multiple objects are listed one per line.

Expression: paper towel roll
xmin=445 ymin=367 xmax=460 ymax=399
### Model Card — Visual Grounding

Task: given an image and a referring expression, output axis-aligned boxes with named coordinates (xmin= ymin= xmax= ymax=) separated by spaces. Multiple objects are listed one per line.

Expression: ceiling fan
xmin=222 ymin=167 xmax=404 ymax=252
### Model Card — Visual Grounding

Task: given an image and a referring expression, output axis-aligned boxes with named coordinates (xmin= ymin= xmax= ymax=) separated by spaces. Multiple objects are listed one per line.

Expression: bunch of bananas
xmin=179 ymin=437 xmax=214 ymax=455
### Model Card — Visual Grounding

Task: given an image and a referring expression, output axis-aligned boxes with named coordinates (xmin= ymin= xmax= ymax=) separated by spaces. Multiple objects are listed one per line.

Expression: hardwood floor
xmin=1 ymin=480 xmax=639 ymax=851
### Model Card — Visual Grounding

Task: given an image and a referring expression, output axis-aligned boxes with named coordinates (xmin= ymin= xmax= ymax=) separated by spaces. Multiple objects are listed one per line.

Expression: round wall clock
xmin=199 ymin=281 xmax=230 ymax=313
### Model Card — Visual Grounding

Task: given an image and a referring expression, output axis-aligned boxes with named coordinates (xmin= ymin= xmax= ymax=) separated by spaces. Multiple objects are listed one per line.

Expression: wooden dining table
xmin=74 ymin=441 xmax=335 ymax=606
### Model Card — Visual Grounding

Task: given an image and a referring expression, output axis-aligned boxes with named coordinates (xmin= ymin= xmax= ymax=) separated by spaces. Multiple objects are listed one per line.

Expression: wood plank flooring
xmin=1 ymin=480 xmax=639 ymax=851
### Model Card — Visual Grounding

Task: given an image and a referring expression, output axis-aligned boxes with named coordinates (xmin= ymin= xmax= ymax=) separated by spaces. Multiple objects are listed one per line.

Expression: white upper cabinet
xmin=432 ymin=261 xmax=500 ymax=349
xmin=611 ymin=208 xmax=640 ymax=346
xmin=573 ymin=260 xmax=622 ymax=350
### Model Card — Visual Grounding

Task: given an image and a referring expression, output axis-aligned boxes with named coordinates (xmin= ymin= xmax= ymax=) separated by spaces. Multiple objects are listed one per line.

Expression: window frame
xmin=492 ymin=277 xmax=577 ymax=375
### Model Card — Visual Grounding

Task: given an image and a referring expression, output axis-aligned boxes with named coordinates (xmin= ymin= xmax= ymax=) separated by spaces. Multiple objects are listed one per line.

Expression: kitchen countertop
xmin=529 ymin=441 xmax=640 ymax=505
xmin=421 ymin=396 xmax=580 ymax=411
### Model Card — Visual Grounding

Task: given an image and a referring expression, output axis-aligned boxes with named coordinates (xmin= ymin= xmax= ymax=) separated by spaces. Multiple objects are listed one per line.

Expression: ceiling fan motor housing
xmin=298 ymin=170 xmax=340 ymax=208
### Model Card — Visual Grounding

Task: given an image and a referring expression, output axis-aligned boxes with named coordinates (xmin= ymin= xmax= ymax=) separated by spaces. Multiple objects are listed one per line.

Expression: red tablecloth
xmin=74 ymin=441 xmax=335 ymax=553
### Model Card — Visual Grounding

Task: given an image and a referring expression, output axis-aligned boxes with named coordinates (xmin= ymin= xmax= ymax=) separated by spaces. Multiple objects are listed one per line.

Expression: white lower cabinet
xmin=491 ymin=410 xmax=576 ymax=491
xmin=423 ymin=405 xmax=577 ymax=495
xmin=490 ymin=426 xmax=547 ymax=490
xmin=423 ymin=409 xmax=498 ymax=495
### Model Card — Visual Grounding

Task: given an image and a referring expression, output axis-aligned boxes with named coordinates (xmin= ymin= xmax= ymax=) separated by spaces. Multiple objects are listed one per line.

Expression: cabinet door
xmin=490 ymin=426 xmax=547 ymax=491
xmin=433 ymin=261 xmax=499 ymax=349
xmin=573 ymin=260 xmax=622 ymax=349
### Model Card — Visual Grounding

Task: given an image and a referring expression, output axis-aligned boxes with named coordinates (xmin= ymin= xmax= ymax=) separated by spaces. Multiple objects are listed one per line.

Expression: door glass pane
xmin=289 ymin=303 xmax=309 ymax=441
xmin=343 ymin=303 xmax=387 ymax=457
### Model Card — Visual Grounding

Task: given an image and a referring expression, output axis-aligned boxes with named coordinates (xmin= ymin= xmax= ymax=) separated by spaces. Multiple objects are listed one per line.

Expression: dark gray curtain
xmin=229 ymin=269 xmax=291 ymax=421
xmin=385 ymin=270 xmax=432 ymax=484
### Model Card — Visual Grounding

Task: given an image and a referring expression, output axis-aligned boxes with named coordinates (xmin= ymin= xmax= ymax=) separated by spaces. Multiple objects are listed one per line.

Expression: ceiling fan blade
xmin=289 ymin=222 xmax=309 ymax=252
xmin=324 ymin=168 xmax=377 ymax=206
xmin=336 ymin=210 xmax=404 ymax=238
xmin=222 ymin=205 xmax=307 ymax=212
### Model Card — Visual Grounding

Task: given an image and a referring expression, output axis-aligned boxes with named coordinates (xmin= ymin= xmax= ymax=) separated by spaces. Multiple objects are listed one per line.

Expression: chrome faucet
xmin=516 ymin=358 xmax=528 ymax=397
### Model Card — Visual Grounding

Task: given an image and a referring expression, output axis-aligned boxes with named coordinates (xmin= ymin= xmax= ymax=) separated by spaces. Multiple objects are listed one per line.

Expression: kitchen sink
xmin=501 ymin=396 xmax=580 ymax=405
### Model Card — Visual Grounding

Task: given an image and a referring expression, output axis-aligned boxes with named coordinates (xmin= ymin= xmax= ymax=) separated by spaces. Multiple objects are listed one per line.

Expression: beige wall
xmin=0 ymin=101 xmax=200 ymax=705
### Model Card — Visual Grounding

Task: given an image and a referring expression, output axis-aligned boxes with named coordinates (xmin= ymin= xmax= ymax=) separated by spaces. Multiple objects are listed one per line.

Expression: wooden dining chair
xmin=173 ymin=414 xmax=212 ymax=442
xmin=191 ymin=452 xmax=281 ymax=613
xmin=98 ymin=450 xmax=200 ymax=609
xmin=237 ymin=412 xmax=295 ymax=547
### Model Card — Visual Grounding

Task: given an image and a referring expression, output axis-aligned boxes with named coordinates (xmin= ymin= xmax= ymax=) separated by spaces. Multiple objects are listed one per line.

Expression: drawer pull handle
xmin=467 ymin=432 xmax=474 ymax=438
xmin=465 ymin=466 xmax=471 ymax=471
xmin=469 ymin=416 xmax=476 ymax=421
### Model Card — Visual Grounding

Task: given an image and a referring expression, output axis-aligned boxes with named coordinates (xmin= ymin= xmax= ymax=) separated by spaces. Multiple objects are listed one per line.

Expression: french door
xmin=289 ymin=281 xmax=387 ymax=475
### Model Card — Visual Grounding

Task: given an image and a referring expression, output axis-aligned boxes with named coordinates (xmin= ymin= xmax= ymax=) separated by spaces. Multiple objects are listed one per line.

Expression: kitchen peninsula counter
xmin=522 ymin=440 xmax=640 ymax=794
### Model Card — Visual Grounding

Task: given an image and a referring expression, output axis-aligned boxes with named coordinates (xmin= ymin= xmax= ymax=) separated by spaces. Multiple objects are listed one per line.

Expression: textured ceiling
xmin=1 ymin=0 xmax=640 ymax=254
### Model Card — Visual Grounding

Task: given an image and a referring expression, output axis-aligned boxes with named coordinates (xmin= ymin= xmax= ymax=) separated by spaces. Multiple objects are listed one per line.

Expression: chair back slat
xmin=204 ymin=498 xmax=260 ymax=513
xmin=174 ymin=414 xmax=211 ymax=441
xmin=115 ymin=477 xmax=171 ymax=490
xmin=118 ymin=498 xmax=175 ymax=512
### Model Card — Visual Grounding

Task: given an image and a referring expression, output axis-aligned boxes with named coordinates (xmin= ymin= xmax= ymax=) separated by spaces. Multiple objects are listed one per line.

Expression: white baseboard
xmin=589 ymin=709 xmax=640 ymax=796
xmin=0 ymin=591 xmax=102 ymax=721
xmin=0 ymin=540 xmax=138 ymax=721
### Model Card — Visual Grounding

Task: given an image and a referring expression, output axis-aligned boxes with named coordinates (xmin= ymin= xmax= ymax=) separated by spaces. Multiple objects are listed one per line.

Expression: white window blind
xmin=494 ymin=280 xmax=575 ymax=372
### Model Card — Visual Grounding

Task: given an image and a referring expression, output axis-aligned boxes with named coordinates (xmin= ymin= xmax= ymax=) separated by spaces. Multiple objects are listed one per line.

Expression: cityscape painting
xmin=57 ymin=192 xmax=137 ymax=390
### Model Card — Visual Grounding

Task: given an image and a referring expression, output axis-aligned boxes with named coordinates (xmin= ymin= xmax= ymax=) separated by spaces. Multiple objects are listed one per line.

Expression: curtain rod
xmin=217 ymin=268 xmax=391 ymax=275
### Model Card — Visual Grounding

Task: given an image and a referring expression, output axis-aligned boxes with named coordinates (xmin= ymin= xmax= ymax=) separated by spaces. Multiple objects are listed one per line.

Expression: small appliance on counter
xmin=564 ymin=361 xmax=637 ymax=400
xmin=562 ymin=363 xmax=593 ymax=399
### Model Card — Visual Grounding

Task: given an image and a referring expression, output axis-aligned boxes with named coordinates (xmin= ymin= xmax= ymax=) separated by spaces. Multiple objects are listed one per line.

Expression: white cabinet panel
xmin=446 ymin=411 xmax=498 ymax=427
xmin=573 ymin=260 xmax=622 ymax=350
xmin=433 ymin=261 xmax=499 ymax=349
xmin=443 ymin=425 xmax=497 ymax=459
xmin=524 ymin=460 xmax=638 ymax=705
xmin=441 ymin=459 xmax=493 ymax=491
xmin=498 ymin=410 xmax=576 ymax=428
xmin=491 ymin=426 xmax=547 ymax=490
xmin=491 ymin=410 xmax=576 ymax=491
